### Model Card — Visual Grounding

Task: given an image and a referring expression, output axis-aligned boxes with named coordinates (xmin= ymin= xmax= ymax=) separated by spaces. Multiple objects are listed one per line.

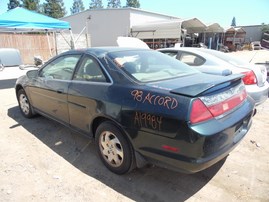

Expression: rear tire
xmin=17 ymin=89 xmax=35 ymax=118
xmin=95 ymin=121 xmax=135 ymax=174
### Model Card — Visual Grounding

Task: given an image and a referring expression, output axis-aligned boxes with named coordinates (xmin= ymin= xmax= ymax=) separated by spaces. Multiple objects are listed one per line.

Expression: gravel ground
xmin=0 ymin=50 xmax=268 ymax=202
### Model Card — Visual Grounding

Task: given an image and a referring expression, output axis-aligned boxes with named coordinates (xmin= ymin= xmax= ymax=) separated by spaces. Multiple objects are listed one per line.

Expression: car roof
xmin=61 ymin=47 xmax=151 ymax=58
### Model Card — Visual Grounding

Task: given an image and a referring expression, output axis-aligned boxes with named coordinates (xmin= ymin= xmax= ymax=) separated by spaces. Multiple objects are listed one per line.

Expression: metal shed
xmin=131 ymin=18 xmax=207 ymax=39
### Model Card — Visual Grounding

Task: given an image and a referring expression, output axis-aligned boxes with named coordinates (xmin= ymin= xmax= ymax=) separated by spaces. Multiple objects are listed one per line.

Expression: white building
xmin=236 ymin=25 xmax=263 ymax=43
xmin=62 ymin=8 xmax=223 ymax=49
xmin=62 ymin=8 xmax=179 ymax=47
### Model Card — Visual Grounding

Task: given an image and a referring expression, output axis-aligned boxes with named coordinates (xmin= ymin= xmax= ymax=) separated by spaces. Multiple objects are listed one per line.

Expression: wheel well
xmin=91 ymin=117 xmax=111 ymax=138
xmin=15 ymin=85 xmax=23 ymax=98
xmin=91 ymin=117 xmax=126 ymax=140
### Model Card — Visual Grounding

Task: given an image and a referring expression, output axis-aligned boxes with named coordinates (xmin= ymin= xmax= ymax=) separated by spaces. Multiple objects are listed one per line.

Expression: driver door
xmin=28 ymin=54 xmax=81 ymax=123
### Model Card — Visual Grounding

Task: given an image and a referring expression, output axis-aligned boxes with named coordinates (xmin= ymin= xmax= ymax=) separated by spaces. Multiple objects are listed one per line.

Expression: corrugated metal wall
xmin=0 ymin=33 xmax=55 ymax=64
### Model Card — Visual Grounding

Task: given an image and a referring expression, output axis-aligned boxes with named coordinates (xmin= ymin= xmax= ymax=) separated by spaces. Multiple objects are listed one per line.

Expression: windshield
xmin=107 ymin=50 xmax=199 ymax=82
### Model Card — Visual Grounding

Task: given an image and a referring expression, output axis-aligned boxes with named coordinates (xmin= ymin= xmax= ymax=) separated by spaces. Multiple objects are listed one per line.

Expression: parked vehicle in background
xmin=159 ymin=47 xmax=269 ymax=105
xmin=0 ymin=59 xmax=4 ymax=71
xmin=251 ymin=41 xmax=262 ymax=50
xmin=261 ymin=32 xmax=269 ymax=49
xmin=15 ymin=47 xmax=255 ymax=174
xmin=192 ymin=42 xmax=207 ymax=48
xmin=0 ymin=64 xmax=4 ymax=71
xmin=0 ymin=48 xmax=23 ymax=67
xmin=219 ymin=44 xmax=229 ymax=53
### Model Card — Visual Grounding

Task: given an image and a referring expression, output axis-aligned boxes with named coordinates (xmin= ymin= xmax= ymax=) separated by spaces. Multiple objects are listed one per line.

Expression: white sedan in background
xmin=159 ymin=47 xmax=269 ymax=105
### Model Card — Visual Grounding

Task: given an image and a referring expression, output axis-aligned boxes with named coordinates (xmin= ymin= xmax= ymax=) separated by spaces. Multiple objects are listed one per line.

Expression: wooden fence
xmin=0 ymin=33 xmax=55 ymax=64
xmin=0 ymin=32 xmax=90 ymax=64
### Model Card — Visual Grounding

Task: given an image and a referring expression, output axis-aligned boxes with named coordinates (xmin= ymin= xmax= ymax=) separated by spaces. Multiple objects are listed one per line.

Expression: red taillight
xmin=242 ymin=71 xmax=257 ymax=85
xmin=190 ymin=83 xmax=247 ymax=124
xmin=208 ymin=89 xmax=247 ymax=117
xmin=190 ymin=99 xmax=213 ymax=124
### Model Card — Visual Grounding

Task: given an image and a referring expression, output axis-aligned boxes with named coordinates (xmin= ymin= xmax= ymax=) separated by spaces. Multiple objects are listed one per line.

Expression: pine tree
xmin=261 ymin=23 xmax=269 ymax=33
xmin=126 ymin=0 xmax=140 ymax=8
xmin=107 ymin=0 xmax=121 ymax=8
xmin=7 ymin=0 xmax=20 ymax=10
xmin=21 ymin=0 xmax=40 ymax=11
xmin=43 ymin=0 xmax=67 ymax=18
xmin=89 ymin=0 xmax=103 ymax=9
xmin=70 ymin=0 xmax=85 ymax=14
xmin=231 ymin=17 xmax=236 ymax=27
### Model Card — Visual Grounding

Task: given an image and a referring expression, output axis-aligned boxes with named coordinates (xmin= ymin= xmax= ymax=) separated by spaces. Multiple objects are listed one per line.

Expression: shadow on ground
xmin=0 ymin=79 xmax=17 ymax=90
xmin=8 ymin=106 xmax=225 ymax=202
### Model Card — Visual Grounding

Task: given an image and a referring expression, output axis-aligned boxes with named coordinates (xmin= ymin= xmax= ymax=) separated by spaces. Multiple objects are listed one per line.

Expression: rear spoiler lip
xmin=170 ymin=74 xmax=244 ymax=97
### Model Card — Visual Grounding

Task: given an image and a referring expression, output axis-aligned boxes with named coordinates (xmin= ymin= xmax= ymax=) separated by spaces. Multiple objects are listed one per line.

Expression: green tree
xmin=107 ymin=0 xmax=121 ymax=8
xmin=7 ymin=0 xmax=20 ymax=10
xmin=126 ymin=0 xmax=140 ymax=8
xmin=261 ymin=23 xmax=269 ymax=33
xmin=89 ymin=0 xmax=103 ymax=9
xmin=21 ymin=0 xmax=40 ymax=11
xmin=70 ymin=0 xmax=85 ymax=14
xmin=231 ymin=17 xmax=236 ymax=27
xmin=43 ymin=0 xmax=67 ymax=18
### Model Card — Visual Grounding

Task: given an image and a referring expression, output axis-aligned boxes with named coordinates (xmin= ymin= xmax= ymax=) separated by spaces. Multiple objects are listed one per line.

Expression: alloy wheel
xmin=99 ymin=131 xmax=124 ymax=167
xmin=19 ymin=93 xmax=30 ymax=115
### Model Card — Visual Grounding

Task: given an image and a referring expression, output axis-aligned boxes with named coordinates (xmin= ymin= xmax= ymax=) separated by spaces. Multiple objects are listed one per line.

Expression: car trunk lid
xmin=148 ymin=73 xmax=243 ymax=97
xmin=148 ymin=73 xmax=247 ymax=124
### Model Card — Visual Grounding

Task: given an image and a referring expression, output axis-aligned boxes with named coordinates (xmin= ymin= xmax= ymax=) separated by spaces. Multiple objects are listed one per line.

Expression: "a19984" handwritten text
xmin=134 ymin=112 xmax=163 ymax=131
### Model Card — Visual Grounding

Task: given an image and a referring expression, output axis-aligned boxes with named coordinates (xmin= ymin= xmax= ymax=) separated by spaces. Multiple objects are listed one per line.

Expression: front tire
xmin=17 ymin=89 xmax=35 ymax=118
xmin=95 ymin=121 xmax=135 ymax=174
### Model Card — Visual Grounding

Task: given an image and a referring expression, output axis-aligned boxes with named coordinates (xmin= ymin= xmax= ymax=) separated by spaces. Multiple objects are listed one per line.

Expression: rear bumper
xmin=145 ymin=145 xmax=232 ymax=174
xmin=143 ymin=110 xmax=253 ymax=173
xmin=134 ymin=99 xmax=255 ymax=174
xmin=246 ymin=82 xmax=269 ymax=105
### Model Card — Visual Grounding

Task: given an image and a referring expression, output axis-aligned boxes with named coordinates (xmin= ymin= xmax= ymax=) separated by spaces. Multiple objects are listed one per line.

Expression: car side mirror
xmin=26 ymin=69 xmax=39 ymax=79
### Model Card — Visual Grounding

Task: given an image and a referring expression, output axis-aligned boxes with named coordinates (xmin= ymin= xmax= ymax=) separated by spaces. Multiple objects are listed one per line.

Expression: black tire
xmin=95 ymin=121 xmax=135 ymax=174
xmin=17 ymin=89 xmax=35 ymax=118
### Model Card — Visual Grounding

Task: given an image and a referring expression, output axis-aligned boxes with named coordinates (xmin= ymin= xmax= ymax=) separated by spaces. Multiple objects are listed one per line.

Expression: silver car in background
xmin=159 ymin=48 xmax=269 ymax=105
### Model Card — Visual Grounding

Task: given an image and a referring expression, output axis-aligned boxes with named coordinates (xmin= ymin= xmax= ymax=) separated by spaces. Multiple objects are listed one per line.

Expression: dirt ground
xmin=0 ymin=50 xmax=268 ymax=202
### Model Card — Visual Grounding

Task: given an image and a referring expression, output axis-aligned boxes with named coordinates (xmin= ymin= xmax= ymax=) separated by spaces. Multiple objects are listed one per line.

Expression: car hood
xmin=146 ymin=73 xmax=243 ymax=97
xmin=117 ymin=37 xmax=150 ymax=49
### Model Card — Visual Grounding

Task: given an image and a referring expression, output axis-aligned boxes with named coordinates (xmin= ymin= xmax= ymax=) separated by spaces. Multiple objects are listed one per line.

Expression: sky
xmin=0 ymin=0 xmax=268 ymax=28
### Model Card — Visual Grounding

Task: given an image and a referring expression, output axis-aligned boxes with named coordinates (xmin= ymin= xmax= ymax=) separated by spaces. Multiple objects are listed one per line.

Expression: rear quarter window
xmin=179 ymin=52 xmax=205 ymax=66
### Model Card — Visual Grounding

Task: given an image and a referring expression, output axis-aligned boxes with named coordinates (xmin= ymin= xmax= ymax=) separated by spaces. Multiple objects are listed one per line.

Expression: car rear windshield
xmin=107 ymin=50 xmax=199 ymax=82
